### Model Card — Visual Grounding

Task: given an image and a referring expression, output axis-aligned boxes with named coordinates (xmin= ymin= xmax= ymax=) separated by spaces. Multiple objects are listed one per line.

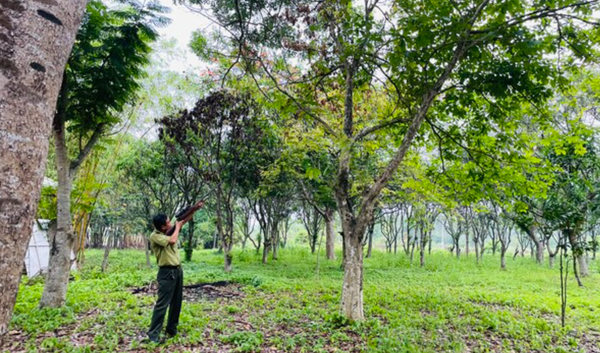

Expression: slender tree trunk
xmin=40 ymin=123 xmax=74 ymax=308
xmin=101 ymin=228 xmax=112 ymax=272
xmin=500 ymin=246 xmax=507 ymax=270
xmin=325 ymin=209 xmax=336 ymax=260
xmin=185 ymin=218 xmax=194 ymax=262
xmin=262 ymin=234 xmax=270 ymax=264
xmin=419 ymin=225 xmax=426 ymax=267
xmin=428 ymin=231 xmax=432 ymax=255
xmin=0 ymin=0 xmax=86 ymax=333
xmin=573 ymin=256 xmax=584 ymax=287
xmin=272 ymin=224 xmax=280 ymax=261
xmin=455 ymin=236 xmax=461 ymax=259
xmin=366 ymin=223 xmax=374 ymax=259
xmin=145 ymin=240 xmax=152 ymax=269
xmin=465 ymin=231 xmax=469 ymax=256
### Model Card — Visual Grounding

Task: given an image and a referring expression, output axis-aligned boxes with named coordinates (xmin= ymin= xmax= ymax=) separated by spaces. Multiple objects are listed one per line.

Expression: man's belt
xmin=159 ymin=265 xmax=181 ymax=269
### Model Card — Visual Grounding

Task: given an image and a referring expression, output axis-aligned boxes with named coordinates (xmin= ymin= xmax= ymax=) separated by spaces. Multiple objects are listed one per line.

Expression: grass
xmin=3 ymin=247 xmax=600 ymax=353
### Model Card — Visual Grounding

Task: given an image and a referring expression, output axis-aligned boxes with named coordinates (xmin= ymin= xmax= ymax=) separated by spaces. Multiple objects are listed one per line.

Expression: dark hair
xmin=153 ymin=213 xmax=168 ymax=230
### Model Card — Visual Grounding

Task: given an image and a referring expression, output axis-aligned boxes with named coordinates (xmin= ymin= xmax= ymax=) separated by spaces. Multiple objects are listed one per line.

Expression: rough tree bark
xmin=324 ymin=208 xmax=336 ymax=260
xmin=0 ymin=0 xmax=86 ymax=333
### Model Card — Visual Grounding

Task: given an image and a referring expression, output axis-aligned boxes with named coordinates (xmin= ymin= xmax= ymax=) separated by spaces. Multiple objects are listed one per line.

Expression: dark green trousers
xmin=147 ymin=266 xmax=183 ymax=341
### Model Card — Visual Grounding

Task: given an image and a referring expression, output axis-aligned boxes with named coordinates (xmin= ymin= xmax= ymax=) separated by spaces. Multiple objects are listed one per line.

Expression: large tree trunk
xmin=224 ymin=248 xmax=233 ymax=272
xmin=262 ymin=233 xmax=270 ymax=264
xmin=101 ymin=228 xmax=112 ymax=272
xmin=40 ymin=113 xmax=74 ymax=308
xmin=325 ymin=209 xmax=336 ymax=260
xmin=0 ymin=0 xmax=86 ymax=333
xmin=340 ymin=229 xmax=364 ymax=321
xmin=578 ymin=253 xmax=589 ymax=277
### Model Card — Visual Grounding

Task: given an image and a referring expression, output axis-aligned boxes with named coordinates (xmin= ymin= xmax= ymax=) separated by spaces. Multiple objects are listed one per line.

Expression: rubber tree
xmin=186 ymin=0 xmax=600 ymax=320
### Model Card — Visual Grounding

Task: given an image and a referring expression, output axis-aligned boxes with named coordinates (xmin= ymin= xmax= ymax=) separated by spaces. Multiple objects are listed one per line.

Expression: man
xmin=147 ymin=201 xmax=204 ymax=343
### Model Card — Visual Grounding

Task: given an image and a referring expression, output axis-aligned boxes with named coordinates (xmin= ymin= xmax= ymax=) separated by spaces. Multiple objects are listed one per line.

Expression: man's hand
xmin=175 ymin=220 xmax=185 ymax=229
xmin=196 ymin=200 xmax=205 ymax=208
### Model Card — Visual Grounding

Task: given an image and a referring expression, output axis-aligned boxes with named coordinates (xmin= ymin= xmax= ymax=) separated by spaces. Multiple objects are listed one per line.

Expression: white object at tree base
xmin=24 ymin=220 xmax=76 ymax=279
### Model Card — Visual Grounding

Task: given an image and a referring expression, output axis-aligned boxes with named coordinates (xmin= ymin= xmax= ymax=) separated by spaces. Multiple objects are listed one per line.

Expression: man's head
xmin=153 ymin=213 xmax=171 ymax=232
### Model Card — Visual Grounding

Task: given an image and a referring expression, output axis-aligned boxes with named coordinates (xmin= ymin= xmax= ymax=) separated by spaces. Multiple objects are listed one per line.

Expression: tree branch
xmin=70 ymin=124 xmax=105 ymax=176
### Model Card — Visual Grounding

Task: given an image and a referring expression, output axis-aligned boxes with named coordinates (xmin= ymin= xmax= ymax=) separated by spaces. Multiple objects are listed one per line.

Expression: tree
xmin=381 ymin=204 xmax=404 ymax=254
xmin=443 ymin=211 xmax=464 ymax=258
xmin=236 ymin=198 xmax=259 ymax=252
xmin=543 ymin=128 xmax=600 ymax=285
xmin=488 ymin=203 xmax=512 ymax=270
xmin=40 ymin=1 xmax=169 ymax=308
xmin=186 ymin=0 xmax=600 ymax=319
xmin=300 ymin=203 xmax=324 ymax=254
xmin=168 ymin=147 xmax=207 ymax=261
xmin=0 ymin=0 xmax=87 ymax=333
xmin=159 ymin=91 xmax=272 ymax=271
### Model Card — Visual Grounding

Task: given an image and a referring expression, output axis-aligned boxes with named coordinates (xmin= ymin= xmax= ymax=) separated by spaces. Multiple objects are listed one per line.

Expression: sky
xmin=155 ymin=0 xmax=211 ymax=72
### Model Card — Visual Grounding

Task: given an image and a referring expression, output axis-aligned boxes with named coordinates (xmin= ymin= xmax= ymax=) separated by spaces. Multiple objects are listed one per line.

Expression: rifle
xmin=164 ymin=185 xmax=220 ymax=236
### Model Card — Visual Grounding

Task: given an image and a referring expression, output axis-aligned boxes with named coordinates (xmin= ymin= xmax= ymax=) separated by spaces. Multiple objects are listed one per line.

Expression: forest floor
xmin=2 ymin=248 xmax=600 ymax=353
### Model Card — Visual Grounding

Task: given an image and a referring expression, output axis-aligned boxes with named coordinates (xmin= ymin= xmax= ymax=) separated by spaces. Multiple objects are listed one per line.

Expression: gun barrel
xmin=164 ymin=202 xmax=204 ymax=236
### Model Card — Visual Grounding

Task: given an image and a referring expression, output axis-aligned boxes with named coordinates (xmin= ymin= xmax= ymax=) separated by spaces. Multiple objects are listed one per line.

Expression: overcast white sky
xmin=156 ymin=0 xmax=211 ymax=72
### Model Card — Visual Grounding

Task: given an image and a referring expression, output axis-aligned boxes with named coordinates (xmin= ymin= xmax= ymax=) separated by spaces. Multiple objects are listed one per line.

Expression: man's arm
xmin=179 ymin=201 xmax=206 ymax=226
xmin=168 ymin=220 xmax=184 ymax=245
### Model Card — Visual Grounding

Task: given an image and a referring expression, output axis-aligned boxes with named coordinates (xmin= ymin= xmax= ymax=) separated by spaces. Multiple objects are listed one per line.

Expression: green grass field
xmin=3 ymin=248 xmax=600 ymax=353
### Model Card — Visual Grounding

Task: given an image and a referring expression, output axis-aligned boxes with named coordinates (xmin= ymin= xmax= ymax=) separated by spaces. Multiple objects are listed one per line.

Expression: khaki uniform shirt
xmin=149 ymin=229 xmax=181 ymax=267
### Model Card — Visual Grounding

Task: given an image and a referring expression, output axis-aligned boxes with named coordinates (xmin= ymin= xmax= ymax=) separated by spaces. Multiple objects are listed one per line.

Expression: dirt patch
xmin=131 ymin=280 xmax=246 ymax=302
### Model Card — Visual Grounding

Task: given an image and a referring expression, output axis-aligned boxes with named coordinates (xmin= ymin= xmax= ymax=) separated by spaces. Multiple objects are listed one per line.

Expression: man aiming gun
xmin=146 ymin=200 xmax=205 ymax=343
